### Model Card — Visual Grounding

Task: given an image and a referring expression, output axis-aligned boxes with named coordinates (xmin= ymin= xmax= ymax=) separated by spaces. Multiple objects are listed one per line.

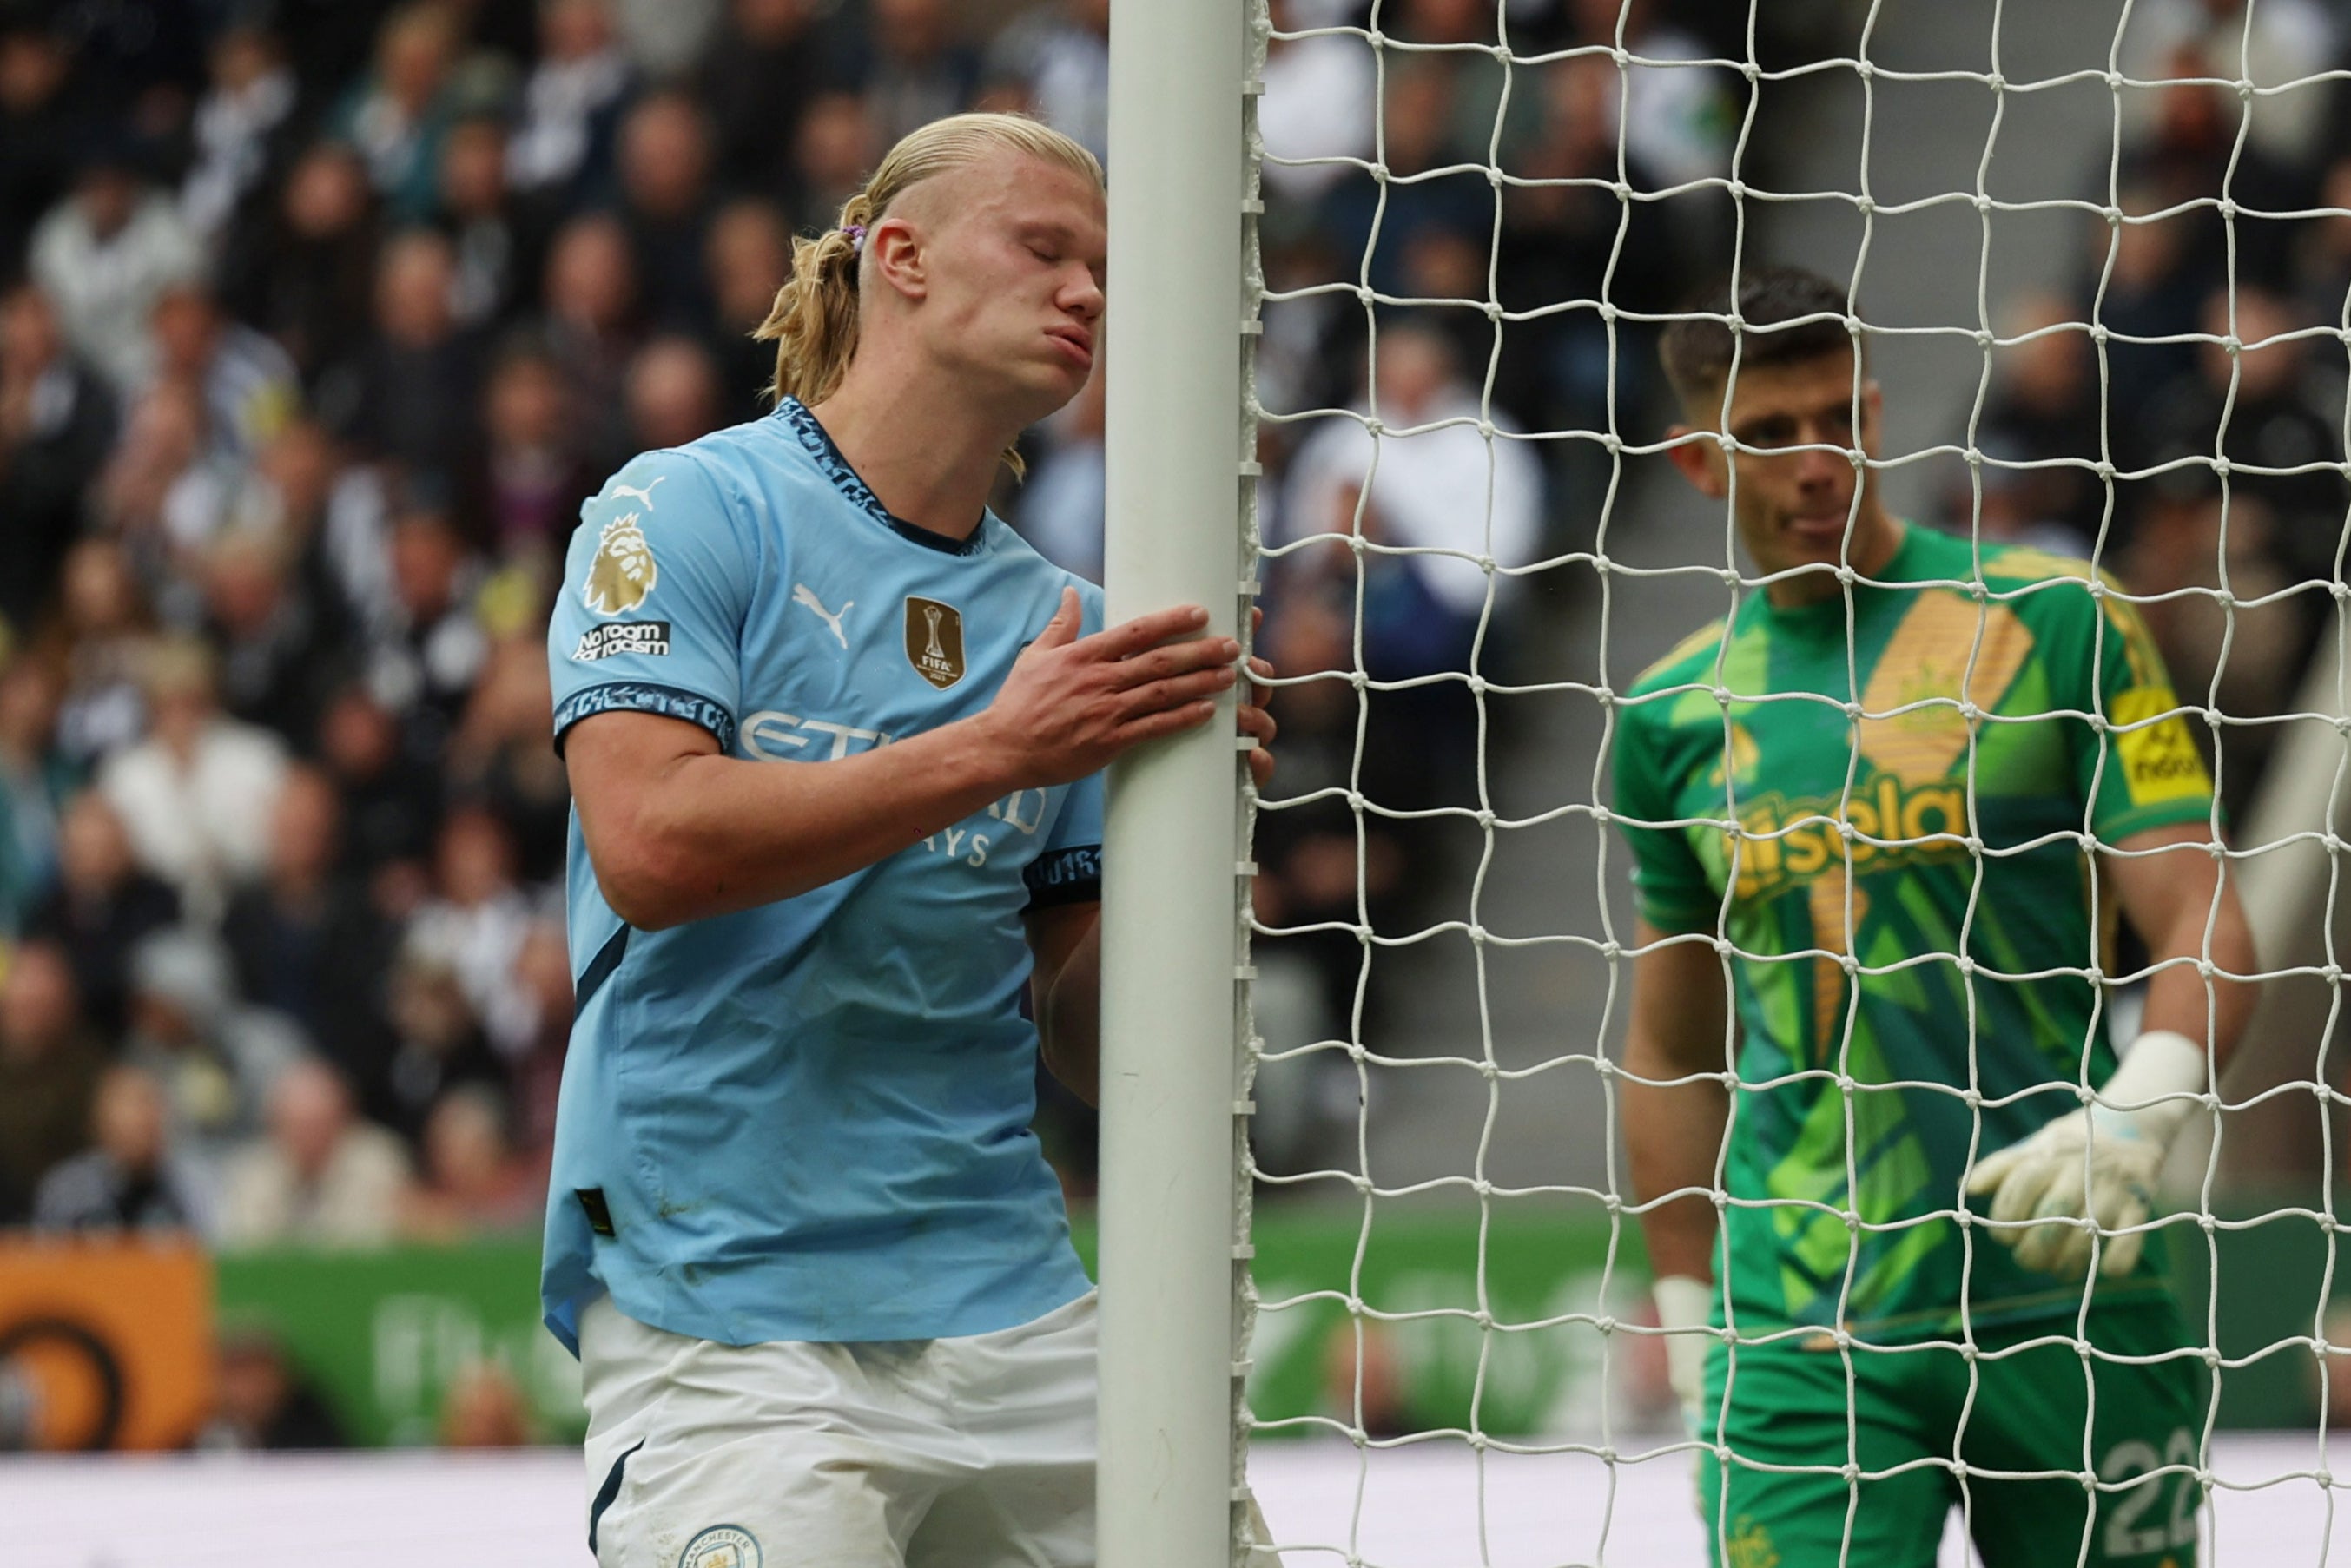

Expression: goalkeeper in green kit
xmin=1612 ymin=267 xmax=2256 ymax=1568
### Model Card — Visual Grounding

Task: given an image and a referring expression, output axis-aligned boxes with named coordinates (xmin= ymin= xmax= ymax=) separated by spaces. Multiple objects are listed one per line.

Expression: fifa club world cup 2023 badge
xmin=905 ymin=596 xmax=965 ymax=689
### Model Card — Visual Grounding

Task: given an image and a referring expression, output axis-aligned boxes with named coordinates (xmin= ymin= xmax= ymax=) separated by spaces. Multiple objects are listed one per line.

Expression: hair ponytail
xmin=755 ymin=190 xmax=875 ymax=410
xmin=751 ymin=112 xmax=1103 ymax=475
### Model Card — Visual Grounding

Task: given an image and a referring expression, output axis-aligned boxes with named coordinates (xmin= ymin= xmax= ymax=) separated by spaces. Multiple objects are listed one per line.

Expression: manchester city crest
xmin=584 ymin=513 xmax=658 ymax=614
xmin=678 ymin=1524 xmax=761 ymax=1568
xmin=904 ymin=596 xmax=966 ymax=690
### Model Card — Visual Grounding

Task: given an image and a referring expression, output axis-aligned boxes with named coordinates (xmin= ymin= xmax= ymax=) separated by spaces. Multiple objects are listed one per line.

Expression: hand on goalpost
xmin=1963 ymin=1031 xmax=2211 ymax=1279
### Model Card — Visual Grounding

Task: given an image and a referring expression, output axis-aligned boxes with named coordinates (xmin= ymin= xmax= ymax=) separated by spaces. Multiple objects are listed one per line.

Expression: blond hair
xmin=754 ymin=113 xmax=1104 ymax=476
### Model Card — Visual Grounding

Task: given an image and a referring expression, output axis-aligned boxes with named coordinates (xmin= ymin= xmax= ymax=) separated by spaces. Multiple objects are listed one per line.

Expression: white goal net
xmin=1232 ymin=1 xmax=2351 ymax=1564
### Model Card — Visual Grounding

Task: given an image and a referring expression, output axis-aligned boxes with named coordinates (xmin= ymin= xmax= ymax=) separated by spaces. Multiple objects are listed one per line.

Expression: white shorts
xmin=578 ymin=1290 xmax=1097 ymax=1568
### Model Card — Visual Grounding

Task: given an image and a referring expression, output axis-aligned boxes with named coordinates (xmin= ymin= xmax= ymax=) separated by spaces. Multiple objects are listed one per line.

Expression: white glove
xmin=1652 ymin=1274 xmax=1714 ymax=1428
xmin=1964 ymin=1030 xmax=2209 ymax=1279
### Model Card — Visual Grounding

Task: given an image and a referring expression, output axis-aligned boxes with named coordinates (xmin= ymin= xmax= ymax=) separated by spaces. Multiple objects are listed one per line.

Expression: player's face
xmin=912 ymin=148 xmax=1106 ymax=425
xmin=1671 ymin=349 xmax=1890 ymax=599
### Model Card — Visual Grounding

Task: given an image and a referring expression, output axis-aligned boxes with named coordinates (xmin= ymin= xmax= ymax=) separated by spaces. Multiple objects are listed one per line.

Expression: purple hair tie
xmin=843 ymin=223 xmax=867 ymax=254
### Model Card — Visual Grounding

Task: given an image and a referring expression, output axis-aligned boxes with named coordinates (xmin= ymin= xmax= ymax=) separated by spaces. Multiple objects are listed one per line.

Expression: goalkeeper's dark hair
xmin=1659 ymin=267 xmax=1861 ymax=409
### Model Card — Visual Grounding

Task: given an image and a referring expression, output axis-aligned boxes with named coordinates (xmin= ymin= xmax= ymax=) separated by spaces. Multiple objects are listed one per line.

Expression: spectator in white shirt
xmin=98 ymin=637 xmax=289 ymax=924
xmin=215 ymin=1053 xmax=413 ymax=1249
xmin=1280 ymin=319 xmax=1544 ymax=628
xmin=28 ymin=146 xmax=202 ymax=397
xmin=1258 ymin=0 xmax=1377 ymax=203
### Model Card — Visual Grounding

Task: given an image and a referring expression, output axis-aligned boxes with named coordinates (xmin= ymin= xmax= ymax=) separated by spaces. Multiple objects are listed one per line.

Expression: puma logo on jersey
xmin=605 ymin=475 xmax=666 ymax=511
xmin=792 ymin=583 xmax=853 ymax=648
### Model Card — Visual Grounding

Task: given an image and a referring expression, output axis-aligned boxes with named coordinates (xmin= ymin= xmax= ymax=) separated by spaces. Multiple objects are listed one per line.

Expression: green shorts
xmin=1694 ymin=1299 xmax=2206 ymax=1568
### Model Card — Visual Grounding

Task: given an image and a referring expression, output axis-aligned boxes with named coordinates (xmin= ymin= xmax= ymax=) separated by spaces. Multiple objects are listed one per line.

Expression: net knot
xmin=1982 ymin=70 xmax=2005 ymax=91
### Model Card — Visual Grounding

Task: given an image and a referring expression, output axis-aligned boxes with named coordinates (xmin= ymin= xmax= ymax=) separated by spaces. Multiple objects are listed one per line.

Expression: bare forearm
xmin=2135 ymin=893 xmax=2257 ymax=1075
xmin=1040 ymin=915 xmax=1102 ymax=1105
xmin=2105 ymin=827 xmax=2260 ymax=1077
xmin=589 ymin=717 xmax=1016 ymax=927
xmin=1623 ymin=1057 xmax=1730 ymax=1282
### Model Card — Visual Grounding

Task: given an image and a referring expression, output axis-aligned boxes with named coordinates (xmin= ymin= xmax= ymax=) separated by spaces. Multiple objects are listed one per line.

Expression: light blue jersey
xmin=541 ymin=398 xmax=1102 ymax=1353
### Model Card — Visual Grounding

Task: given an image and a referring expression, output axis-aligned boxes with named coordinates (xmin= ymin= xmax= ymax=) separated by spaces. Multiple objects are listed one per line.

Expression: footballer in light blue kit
xmin=544 ymin=399 xmax=1106 ymax=1352
xmin=544 ymin=115 xmax=1274 ymax=1568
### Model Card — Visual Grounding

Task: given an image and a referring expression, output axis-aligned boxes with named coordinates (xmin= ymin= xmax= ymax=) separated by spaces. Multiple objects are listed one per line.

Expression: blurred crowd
xmin=0 ymin=0 xmax=1148 ymax=1244
xmin=4 ymin=0 xmax=2327 ymax=1254
xmin=0 ymin=0 xmax=1760 ymax=1230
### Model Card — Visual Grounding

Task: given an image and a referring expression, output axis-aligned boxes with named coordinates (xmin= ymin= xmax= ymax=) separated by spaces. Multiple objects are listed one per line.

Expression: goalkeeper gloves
xmin=1963 ymin=1029 xmax=2210 ymax=1279
xmin=1652 ymin=1274 xmax=1714 ymax=1429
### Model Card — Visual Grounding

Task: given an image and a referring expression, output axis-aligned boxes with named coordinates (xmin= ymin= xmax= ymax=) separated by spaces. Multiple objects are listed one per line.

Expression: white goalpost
xmin=1097 ymin=3 xmax=1255 ymax=1567
xmin=1101 ymin=0 xmax=2351 ymax=1565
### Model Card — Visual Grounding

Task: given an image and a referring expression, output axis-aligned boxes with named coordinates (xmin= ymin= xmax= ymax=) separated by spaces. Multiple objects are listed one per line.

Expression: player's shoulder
xmin=565 ymin=437 xmax=774 ymax=609
xmin=1905 ymin=526 xmax=2120 ymax=600
xmin=1951 ymin=535 xmax=2135 ymax=643
xmin=577 ymin=439 xmax=746 ymax=541
xmin=1971 ymin=537 xmax=2112 ymax=591
xmin=1627 ymin=616 xmax=1730 ymax=701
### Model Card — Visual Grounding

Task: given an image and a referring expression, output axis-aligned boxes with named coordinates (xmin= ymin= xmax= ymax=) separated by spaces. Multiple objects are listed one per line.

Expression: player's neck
xmin=1762 ymin=507 xmax=1904 ymax=609
xmin=808 ymin=368 xmax=1016 ymax=545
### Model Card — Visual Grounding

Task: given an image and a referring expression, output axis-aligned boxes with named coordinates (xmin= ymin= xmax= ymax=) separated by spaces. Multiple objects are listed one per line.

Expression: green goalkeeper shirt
xmin=1613 ymin=521 xmax=2216 ymax=1341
